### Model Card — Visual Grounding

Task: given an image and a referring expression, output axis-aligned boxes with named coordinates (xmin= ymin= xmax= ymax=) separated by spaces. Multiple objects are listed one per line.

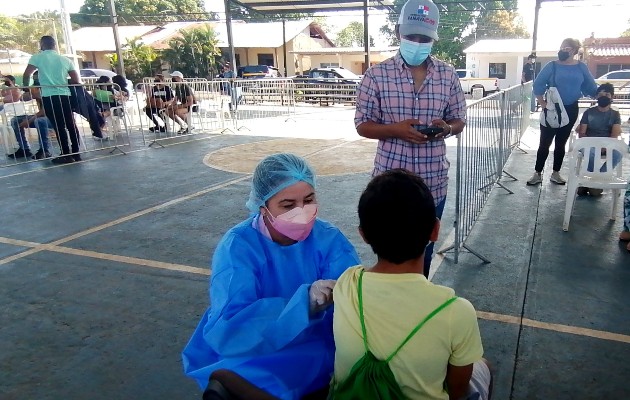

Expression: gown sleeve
xmin=204 ymin=232 xmax=325 ymax=358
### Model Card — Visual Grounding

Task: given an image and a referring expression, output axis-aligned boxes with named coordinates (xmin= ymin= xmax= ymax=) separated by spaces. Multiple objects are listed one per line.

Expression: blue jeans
xmin=624 ymin=184 xmax=629 ymax=232
xmin=586 ymin=148 xmax=622 ymax=172
xmin=10 ymin=115 xmax=52 ymax=153
xmin=424 ymin=197 xmax=446 ymax=278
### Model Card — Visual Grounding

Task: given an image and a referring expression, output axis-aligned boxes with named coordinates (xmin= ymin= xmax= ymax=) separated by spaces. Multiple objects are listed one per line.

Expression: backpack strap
xmin=357 ymin=269 xmax=459 ymax=362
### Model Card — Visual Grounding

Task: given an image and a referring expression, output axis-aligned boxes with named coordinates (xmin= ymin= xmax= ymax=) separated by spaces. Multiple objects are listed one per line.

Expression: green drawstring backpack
xmin=330 ymin=269 xmax=458 ymax=400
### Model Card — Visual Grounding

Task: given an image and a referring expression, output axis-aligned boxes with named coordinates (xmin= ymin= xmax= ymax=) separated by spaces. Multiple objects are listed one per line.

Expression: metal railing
xmin=439 ymin=83 xmax=532 ymax=263
xmin=1 ymin=83 xmax=131 ymax=167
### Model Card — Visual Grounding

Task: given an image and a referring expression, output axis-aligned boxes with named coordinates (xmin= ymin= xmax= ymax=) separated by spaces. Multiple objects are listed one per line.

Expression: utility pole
xmin=109 ymin=0 xmax=126 ymax=77
xmin=59 ymin=0 xmax=80 ymax=70
xmin=282 ymin=20 xmax=288 ymax=77
xmin=363 ymin=0 xmax=370 ymax=73
xmin=224 ymin=0 xmax=237 ymax=75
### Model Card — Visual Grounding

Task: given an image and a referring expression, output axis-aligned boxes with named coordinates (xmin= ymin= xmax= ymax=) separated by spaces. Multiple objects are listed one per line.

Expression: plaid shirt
xmin=355 ymin=53 xmax=467 ymax=204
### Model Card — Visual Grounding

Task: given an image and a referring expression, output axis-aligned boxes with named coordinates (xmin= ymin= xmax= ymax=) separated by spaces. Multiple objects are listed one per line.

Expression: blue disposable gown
xmin=182 ymin=216 xmax=360 ymax=399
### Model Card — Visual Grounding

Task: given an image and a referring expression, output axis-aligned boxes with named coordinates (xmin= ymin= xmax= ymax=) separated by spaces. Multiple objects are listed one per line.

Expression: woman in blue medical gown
xmin=182 ymin=153 xmax=360 ymax=399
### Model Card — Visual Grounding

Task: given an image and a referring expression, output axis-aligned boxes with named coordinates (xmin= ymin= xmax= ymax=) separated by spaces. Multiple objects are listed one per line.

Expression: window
xmin=320 ymin=63 xmax=339 ymax=68
xmin=257 ymin=53 xmax=274 ymax=67
xmin=596 ymin=64 xmax=630 ymax=78
xmin=81 ymin=61 xmax=94 ymax=68
xmin=488 ymin=63 xmax=506 ymax=79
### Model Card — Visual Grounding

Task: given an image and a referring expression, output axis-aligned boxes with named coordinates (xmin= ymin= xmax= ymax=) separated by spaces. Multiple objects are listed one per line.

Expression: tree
xmin=72 ymin=0 xmax=212 ymax=26
xmin=380 ymin=0 xmax=524 ymax=67
xmin=161 ymin=25 xmax=221 ymax=78
xmin=622 ymin=19 xmax=630 ymax=37
xmin=335 ymin=22 xmax=375 ymax=47
xmin=115 ymin=38 xmax=158 ymax=82
xmin=469 ymin=9 xmax=529 ymax=41
xmin=0 ymin=11 xmax=67 ymax=54
xmin=227 ymin=2 xmax=312 ymax=22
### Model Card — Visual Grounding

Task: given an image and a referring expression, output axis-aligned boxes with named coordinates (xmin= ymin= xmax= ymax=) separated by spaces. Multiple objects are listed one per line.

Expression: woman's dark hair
xmin=562 ymin=38 xmax=581 ymax=52
xmin=112 ymin=75 xmax=127 ymax=89
xmin=95 ymin=75 xmax=110 ymax=84
xmin=358 ymin=169 xmax=436 ymax=264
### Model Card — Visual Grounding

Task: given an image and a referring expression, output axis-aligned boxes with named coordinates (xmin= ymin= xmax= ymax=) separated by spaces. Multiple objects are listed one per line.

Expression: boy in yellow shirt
xmin=332 ymin=169 xmax=492 ymax=400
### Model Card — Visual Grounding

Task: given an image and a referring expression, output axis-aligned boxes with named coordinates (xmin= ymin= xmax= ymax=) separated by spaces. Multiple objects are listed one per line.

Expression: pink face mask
xmin=266 ymin=204 xmax=318 ymax=242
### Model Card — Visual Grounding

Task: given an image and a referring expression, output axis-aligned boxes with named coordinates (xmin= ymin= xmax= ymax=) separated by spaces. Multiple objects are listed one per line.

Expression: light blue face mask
xmin=400 ymin=38 xmax=433 ymax=66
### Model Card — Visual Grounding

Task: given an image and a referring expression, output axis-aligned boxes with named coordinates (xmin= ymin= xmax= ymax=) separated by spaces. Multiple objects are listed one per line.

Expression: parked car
xmin=238 ymin=65 xmax=280 ymax=79
xmin=598 ymin=70 xmax=630 ymax=80
xmin=80 ymin=68 xmax=133 ymax=95
xmin=456 ymin=69 xmax=499 ymax=97
xmin=291 ymin=67 xmax=360 ymax=104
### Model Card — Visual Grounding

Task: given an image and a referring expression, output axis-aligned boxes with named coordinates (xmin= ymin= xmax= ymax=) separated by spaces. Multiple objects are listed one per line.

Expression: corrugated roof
xmin=234 ymin=0 xmax=393 ymax=13
xmin=73 ymin=21 xmax=319 ymax=52
xmin=464 ymin=39 xmax=559 ymax=54
xmin=290 ymin=46 xmax=398 ymax=55
xmin=212 ymin=21 xmax=314 ymax=48
xmin=73 ymin=25 xmax=158 ymax=52
xmin=591 ymin=45 xmax=630 ymax=57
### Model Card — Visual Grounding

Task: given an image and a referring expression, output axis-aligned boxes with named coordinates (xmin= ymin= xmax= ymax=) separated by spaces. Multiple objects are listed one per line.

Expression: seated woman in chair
xmin=182 ymin=153 xmax=360 ymax=400
xmin=576 ymin=83 xmax=622 ymax=196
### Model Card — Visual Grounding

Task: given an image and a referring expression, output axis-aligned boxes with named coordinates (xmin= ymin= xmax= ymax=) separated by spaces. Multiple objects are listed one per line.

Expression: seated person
xmin=182 ymin=153 xmax=360 ymax=400
xmin=68 ymin=77 xmax=107 ymax=140
xmin=145 ymin=74 xmax=175 ymax=133
xmin=331 ymin=169 xmax=492 ymax=400
xmin=7 ymin=76 xmax=53 ymax=160
xmin=111 ymin=74 xmax=130 ymax=99
xmin=93 ymin=76 xmax=118 ymax=118
xmin=576 ymin=83 xmax=622 ymax=196
xmin=0 ymin=74 xmax=21 ymax=111
xmin=621 ymin=186 xmax=630 ymax=252
xmin=167 ymin=71 xmax=196 ymax=135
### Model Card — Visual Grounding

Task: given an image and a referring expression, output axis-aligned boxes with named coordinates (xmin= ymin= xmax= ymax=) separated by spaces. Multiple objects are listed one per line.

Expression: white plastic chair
xmin=563 ymin=137 xmax=628 ymax=231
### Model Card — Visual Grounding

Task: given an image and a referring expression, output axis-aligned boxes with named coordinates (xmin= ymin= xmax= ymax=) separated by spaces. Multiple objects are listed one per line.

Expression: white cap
xmin=171 ymin=71 xmax=184 ymax=79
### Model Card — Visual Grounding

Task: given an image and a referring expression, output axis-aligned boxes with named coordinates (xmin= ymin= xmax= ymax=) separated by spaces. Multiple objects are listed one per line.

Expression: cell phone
xmin=418 ymin=127 xmax=444 ymax=136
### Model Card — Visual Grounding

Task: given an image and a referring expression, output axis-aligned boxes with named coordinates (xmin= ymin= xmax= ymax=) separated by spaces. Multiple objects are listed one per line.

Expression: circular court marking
xmin=203 ymin=138 xmax=377 ymax=176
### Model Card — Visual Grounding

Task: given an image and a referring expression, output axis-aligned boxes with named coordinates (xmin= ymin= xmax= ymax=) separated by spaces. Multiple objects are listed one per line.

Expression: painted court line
xmin=2 ymin=233 xmax=630 ymax=345
xmin=477 ymin=311 xmax=630 ymax=344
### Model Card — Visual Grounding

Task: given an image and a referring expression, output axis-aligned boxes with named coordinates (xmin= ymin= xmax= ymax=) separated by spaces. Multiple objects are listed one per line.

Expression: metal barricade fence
xmin=1 ymin=82 xmax=131 ymax=167
xmin=292 ymin=78 xmax=358 ymax=106
xmin=231 ymin=78 xmax=296 ymax=130
xmin=135 ymin=80 xmax=234 ymax=147
xmin=439 ymin=83 xmax=532 ymax=263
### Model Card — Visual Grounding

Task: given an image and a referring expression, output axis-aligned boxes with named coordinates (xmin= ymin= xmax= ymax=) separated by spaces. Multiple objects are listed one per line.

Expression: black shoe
xmin=159 ymin=126 xmax=167 ymax=133
xmin=177 ymin=127 xmax=189 ymax=135
xmin=51 ymin=155 xmax=75 ymax=164
xmin=33 ymin=149 xmax=52 ymax=160
xmin=203 ymin=380 xmax=233 ymax=400
xmin=8 ymin=148 xmax=33 ymax=159
xmin=149 ymin=126 xmax=157 ymax=132
xmin=72 ymin=154 xmax=82 ymax=162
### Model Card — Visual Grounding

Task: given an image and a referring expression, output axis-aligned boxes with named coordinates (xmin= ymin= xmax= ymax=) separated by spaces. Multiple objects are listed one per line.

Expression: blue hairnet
xmin=246 ymin=153 xmax=316 ymax=212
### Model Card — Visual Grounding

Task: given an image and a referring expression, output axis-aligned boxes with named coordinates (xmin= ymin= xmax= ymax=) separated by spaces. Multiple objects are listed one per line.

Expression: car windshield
xmin=242 ymin=66 xmax=269 ymax=74
xmin=334 ymin=69 xmax=360 ymax=79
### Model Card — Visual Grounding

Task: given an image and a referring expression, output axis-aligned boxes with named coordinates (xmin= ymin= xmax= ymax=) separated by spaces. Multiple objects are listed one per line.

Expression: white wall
xmin=466 ymin=52 xmax=559 ymax=89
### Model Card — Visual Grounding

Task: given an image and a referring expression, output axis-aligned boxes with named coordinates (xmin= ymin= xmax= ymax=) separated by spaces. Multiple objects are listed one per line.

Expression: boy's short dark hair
xmin=358 ymin=169 xmax=436 ymax=264
xmin=597 ymin=83 xmax=614 ymax=97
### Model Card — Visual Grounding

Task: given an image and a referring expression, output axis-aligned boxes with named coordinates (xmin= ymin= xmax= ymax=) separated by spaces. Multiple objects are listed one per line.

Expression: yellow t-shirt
xmin=332 ymin=266 xmax=483 ymax=400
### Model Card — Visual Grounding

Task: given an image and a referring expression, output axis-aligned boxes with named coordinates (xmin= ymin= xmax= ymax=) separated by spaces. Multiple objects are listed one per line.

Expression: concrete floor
xmin=1 ymin=108 xmax=629 ymax=399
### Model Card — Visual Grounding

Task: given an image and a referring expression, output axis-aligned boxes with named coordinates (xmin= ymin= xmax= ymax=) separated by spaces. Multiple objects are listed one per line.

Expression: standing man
xmin=522 ymin=54 xmax=536 ymax=84
xmin=522 ymin=54 xmax=537 ymax=112
xmin=23 ymin=36 xmax=82 ymax=164
xmin=355 ymin=0 xmax=466 ymax=278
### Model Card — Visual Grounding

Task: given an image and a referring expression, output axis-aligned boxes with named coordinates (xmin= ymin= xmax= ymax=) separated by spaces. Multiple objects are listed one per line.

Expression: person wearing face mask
xmin=575 ymin=83 xmax=623 ymax=196
xmin=527 ymin=38 xmax=598 ymax=186
xmin=355 ymin=0 xmax=466 ymax=278
xmin=182 ymin=153 xmax=360 ymax=400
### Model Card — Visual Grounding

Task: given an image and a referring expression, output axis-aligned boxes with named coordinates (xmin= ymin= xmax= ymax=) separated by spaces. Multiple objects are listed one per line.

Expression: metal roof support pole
xmin=531 ymin=0 xmax=541 ymax=57
xmin=282 ymin=19 xmax=288 ymax=77
xmin=363 ymin=0 xmax=370 ymax=72
xmin=225 ymin=0 xmax=238 ymax=75
xmin=109 ymin=0 xmax=126 ymax=77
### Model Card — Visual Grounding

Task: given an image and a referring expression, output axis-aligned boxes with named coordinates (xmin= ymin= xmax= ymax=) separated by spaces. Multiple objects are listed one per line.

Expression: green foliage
xmin=161 ymin=24 xmax=221 ymax=78
xmin=0 ymin=11 xmax=67 ymax=54
xmin=228 ymin=3 xmax=312 ymax=22
xmin=335 ymin=22 xmax=375 ymax=47
xmin=72 ymin=0 xmax=211 ymax=26
xmin=381 ymin=0 xmax=525 ymax=67
xmin=118 ymin=38 xmax=158 ymax=82
xmin=623 ymin=19 xmax=630 ymax=37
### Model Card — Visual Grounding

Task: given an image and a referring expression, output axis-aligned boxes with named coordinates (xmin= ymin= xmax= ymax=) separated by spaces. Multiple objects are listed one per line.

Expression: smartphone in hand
xmin=418 ymin=127 xmax=444 ymax=137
